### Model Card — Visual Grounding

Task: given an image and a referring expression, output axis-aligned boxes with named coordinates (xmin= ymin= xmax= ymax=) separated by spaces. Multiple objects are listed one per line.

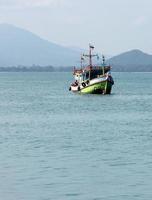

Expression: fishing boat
xmin=69 ymin=45 xmax=114 ymax=94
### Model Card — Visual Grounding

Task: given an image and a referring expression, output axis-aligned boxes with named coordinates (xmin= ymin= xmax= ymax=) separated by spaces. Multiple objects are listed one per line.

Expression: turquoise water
xmin=0 ymin=72 xmax=152 ymax=200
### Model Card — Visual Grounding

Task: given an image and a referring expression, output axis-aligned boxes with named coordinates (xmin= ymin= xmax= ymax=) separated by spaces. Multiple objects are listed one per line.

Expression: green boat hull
xmin=80 ymin=80 xmax=112 ymax=94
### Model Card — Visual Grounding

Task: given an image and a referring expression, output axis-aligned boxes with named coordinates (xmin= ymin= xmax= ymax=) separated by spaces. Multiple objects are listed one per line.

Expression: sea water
xmin=0 ymin=72 xmax=152 ymax=200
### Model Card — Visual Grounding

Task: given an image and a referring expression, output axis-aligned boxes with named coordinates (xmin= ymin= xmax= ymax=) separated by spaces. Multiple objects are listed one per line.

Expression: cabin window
xmin=90 ymin=69 xmax=103 ymax=80
xmin=86 ymin=72 xmax=89 ymax=80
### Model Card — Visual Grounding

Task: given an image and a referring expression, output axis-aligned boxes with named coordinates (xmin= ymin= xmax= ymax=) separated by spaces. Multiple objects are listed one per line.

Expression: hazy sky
xmin=0 ymin=0 xmax=152 ymax=55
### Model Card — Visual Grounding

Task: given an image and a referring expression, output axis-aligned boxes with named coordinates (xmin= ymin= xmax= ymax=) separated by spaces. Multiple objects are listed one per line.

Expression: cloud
xmin=0 ymin=0 xmax=67 ymax=9
xmin=134 ymin=16 xmax=148 ymax=26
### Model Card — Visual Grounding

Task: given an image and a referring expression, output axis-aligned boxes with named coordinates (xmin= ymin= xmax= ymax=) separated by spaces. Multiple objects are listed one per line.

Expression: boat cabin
xmin=73 ymin=65 xmax=111 ymax=83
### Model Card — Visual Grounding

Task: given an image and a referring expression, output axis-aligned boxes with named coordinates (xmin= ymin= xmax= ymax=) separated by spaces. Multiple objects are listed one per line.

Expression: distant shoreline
xmin=0 ymin=66 xmax=73 ymax=72
xmin=0 ymin=65 xmax=152 ymax=72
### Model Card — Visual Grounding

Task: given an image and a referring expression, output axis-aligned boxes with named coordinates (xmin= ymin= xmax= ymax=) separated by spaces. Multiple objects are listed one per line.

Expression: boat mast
xmin=102 ymin=55 xmax=105 ymax=66
xmin=83 ymin=44 xmax=97 ymax=68
xmin=89 ymin=45 xmax=93 ymax=67
xmin=102 ymin=55 xmax=105 ymax=75
xmin=83 ymin=44 xmax=98 ymax=81
xmin=81 ymin=54 xmax=84 ymax=69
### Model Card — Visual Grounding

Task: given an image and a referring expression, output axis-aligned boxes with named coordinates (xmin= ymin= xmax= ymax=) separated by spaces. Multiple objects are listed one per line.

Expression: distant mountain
xmin=0 ymin=23 xmax=79 ymax=67
xmin=108 ymin=50 xmax=152 ymax=71
xmin=0 ymin=24 xmax=152 ymax=71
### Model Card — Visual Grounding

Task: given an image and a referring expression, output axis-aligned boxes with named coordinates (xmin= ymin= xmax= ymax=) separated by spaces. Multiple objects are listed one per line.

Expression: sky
xmin=0 ymin=0 xmax=152 ymax=55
